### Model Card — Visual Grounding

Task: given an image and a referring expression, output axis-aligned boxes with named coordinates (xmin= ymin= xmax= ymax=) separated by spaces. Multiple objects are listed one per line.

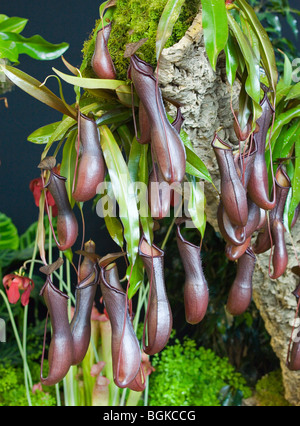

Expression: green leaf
xmin=63 ymin=248 xmax=73 ymax=264
xmin=227 ymin=11 xmax=261 ymax=107
xmin=275 ymin=81 xmax=293 ymax=105
xmin=281 ymin=50 xmax=293 ymax=87
xmin=0 ymin=32 xmax=69 ymax=61
xmin=0 ymin=15 xmax=9 ymax=24
xmin=116 ymin=84 xmax=139 ymax=107
xmin=235 ymin=0 xmax=278 ymax=102
xmin=273 ymin=121 xmax=300 ymax=163
xmin=0 ymin=39 xmax=19 ymax=62
xmin=137 ymin=144 xmax=153 ymax=245
xmin=119 ymin=134 xmax=153 ymax=243
xmin=27 ymin=122 xmax=61 ymax=144
xmin=0 ymin=17 xmax=28 ymax=34
xmin=187 ymin=175 xmax=207 ymax=238
xmin=52 ymin=68 xmax=126 ymax=90
xmin=104 ymin=214 xmax=124 ymax=249
xmin=100 ymin=125 xmax=140 ymax=265
xmin=156 ymin=0 xmax=186 ymax=61
xmin=117 ymin=124 xmax=133 ymax=160
xmin=202 ymin=0 xmax=229 ymax=71
xmin=270 ymin=106 xmax=300 ymax=150
xmin=128 ymin=137 xmax=143 ymax=183
xmin=0 ymin=64 xmax=77 ymax=119
xmin=127 ymin=255 xmax=144 ymax=299
xmin=266 ymin=106 xmax=300 ymax=171
xmin=286 ymin=10 xmax=299 ymax=38
xmin=186 ymin=146 xmax=212 ymax=184
xmin=285 ymin=82 xmax=300 ymax=101
xmin=0 ymin=212 xmax=19 ymax=251
xmin=95 ymin=107 xmax=133 ymax=127
xmin=240 ymin=13 xmax=260 ymax=63
xmin=238 ymin=70 xmax=252 ymax=132
xmin=288 ymin=141 xmax=300 ymax=228
xmin=60 ymin=130 xmax=77 ymax=207
xmin=224 ymin=33 xmax=240 ymax=86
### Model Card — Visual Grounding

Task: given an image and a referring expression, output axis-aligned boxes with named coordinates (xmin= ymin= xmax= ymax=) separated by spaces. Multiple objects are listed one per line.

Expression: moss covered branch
xmin=82 ymin=0 xmax=201 ymax=80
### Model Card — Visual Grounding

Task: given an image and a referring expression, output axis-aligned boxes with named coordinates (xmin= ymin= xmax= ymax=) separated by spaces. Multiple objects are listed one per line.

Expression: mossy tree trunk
xmin=158 ymin=11 xmax=300 ymax=406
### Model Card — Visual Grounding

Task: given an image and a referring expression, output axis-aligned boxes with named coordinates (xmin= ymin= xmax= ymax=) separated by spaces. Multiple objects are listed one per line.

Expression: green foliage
xmin=82 ymin=0 xmax=200 ymax=81
xmin=0 ymin=363 xmax=56 ymax=406
xmin=255 ymin=370 xmax=291 ymax=406
xmin=0 ymin=216 xmax=58 ymax=271
xmin=0 ymin=14 xmax=69 ymax=64
xmin=249 ymin=0 xmax=300 ymax=69
xmin=148 ymin=336 xmax=251 ymax=406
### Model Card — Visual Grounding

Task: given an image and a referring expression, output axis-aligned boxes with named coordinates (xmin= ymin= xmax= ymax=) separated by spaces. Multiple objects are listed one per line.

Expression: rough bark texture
xmin=158 ymin=10 xmax=300 ymax=405
xmin=158 ymin=12 xmax=239 ymax=228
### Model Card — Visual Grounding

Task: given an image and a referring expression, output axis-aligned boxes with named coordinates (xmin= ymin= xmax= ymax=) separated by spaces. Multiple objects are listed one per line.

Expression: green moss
xmin=148 ymin=336 xmax=252 ymax=406
xmin=0 ymin=362 xmax=56 ymax=406
xmin=255 ymin=370 xmax=291 ymax=407
xmin=82 ymin=0 xmax=201 ymax=81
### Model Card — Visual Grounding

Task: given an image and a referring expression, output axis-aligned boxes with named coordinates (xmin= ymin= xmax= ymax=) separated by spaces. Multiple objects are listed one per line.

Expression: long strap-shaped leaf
xmin=187 ymin=175 xmax=207 ymax=239
xmin=156 ymin=0 xmax=186 ymax=61
xmin=0 ymin=32 xmax=69 ymax=61
xmin=0 ymin=212 xmax=19 ymax=251
xmin=99 ymin=125 xmax=140 ymax=265
xmin=227 ymin=11 xmax=262 ymax=123
xmin=52 ymin=68 xmax=126 ymax=91
xmin=288 ymin=140 xmax=300 ymax=228
xmin=0 ymin=64 xmax=77 ymax=119
xmin=202 ymin=0 xmax=229 ymax=71
xmin=235 ymin=0 xmax=278 ymax=105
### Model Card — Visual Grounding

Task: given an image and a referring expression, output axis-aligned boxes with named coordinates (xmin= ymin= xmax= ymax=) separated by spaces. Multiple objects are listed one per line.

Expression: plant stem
xmin=46 ymin=208 xmax=62 ymax=407
xmin=119 ymin=388 xmax=127 ymax=406
xmin=126 ymin=389 xmax=142 ymax=407
xmin=65 ymin=259 xmax=77 ymax=406
xmin=144 ymin=374 xmax=149 ymax=407
xmin=22 ymin=232 xmax=39 ymax=406
xmin=0 ymin=290 xmax=32 ymax=384
xmin=161 ymin=201 xmax=184 ymax=251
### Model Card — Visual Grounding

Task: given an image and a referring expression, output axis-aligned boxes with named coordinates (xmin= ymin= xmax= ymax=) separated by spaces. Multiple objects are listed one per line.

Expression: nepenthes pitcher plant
xmin=3 ymin=1 xmax=299 ymax=396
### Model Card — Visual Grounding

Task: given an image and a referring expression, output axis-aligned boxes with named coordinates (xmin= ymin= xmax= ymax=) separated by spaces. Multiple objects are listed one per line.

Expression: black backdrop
xmin=0 ymin=0 xmax=115 ymax=256
xmin=0 ymin=0 xmax=299 ymax=245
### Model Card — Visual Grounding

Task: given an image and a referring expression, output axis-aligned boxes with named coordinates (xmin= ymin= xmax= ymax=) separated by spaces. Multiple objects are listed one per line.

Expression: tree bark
xmin=158 ymin=10 xmax=300 ymax=406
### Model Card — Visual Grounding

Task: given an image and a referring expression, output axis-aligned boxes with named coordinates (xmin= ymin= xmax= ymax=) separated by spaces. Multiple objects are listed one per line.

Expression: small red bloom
xmin=29 ymin=167 xmax=60 ymax=217
xmin=2 ymin=274 xmax=34 ymax=306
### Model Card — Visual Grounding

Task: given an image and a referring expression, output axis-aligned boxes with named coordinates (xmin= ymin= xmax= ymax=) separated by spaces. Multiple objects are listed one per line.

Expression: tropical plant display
xmin=0 ymin=0 xmax=300 ymax=407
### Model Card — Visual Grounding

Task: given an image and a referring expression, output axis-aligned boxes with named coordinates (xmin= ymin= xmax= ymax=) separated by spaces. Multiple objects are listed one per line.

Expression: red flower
xmin=2 ymin=274 xmax=34 ymax=306
xmin=29 ymin=177 xmax=58 ymax=217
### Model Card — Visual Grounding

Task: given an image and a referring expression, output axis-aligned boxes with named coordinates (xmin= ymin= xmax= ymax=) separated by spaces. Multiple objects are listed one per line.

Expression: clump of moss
xmin=148 ymin=336 xmax=252 ymax=406
xmin=82 ymin=0 xmax=201 ymax=81
xmin=0 ymin=362 xmax=56 ymax=406
xmin=255 ymin=370 xmax=291 ymax=407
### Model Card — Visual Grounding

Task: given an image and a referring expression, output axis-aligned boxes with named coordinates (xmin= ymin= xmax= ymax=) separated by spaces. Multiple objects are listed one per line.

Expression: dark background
xmin=0 ymin=0 xmax=299 ymax=241
xmin=0 ymin=0 xmax=112 ymax=255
